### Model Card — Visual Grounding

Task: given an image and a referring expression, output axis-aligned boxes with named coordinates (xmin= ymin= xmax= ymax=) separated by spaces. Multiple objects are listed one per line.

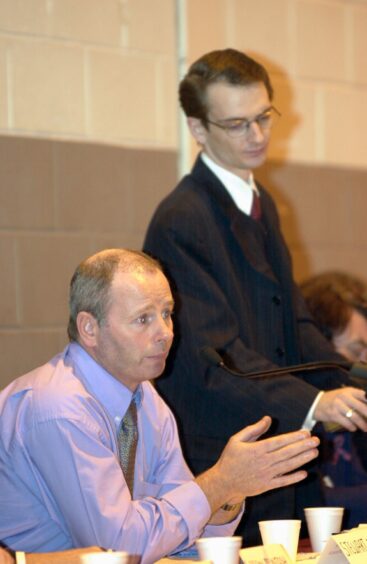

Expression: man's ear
xmin=187 ymin=117 xmax=208 ymax=145
xmin=76 ymin=312 xmax=98 ymax=347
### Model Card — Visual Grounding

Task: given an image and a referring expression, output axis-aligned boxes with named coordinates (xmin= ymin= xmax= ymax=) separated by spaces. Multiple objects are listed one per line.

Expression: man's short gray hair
xmin=67 ymin=248 xmax=162 ymax=342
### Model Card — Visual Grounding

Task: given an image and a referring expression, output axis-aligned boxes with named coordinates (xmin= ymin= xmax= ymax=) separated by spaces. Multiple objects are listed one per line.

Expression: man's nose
xmin=156 ymin=317 xmax=173 ymax=342
xmin=247 ymin=120 xmax=265 ymax=142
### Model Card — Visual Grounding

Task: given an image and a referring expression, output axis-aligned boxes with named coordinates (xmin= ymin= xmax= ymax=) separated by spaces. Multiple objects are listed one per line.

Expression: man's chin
xmin=245 ymin=153 xmax=267 ymax=169
xmin=146 ymin=360 xmax=167 ymax=381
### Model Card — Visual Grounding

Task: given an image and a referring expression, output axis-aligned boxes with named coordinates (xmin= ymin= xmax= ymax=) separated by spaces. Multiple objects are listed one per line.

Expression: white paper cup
xmin=80 ymin=552 xmax=129 ymax=564
xmin=304 ymin=506 xmax=344 ymax=553
xmin=196 ymin=536 xmax=242 ymax=564
xmin=258 ymin=519 xmax=301 ymax=562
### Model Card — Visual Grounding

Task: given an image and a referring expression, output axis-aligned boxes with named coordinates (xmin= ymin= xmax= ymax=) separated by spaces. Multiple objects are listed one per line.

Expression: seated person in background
xmin=301 ymin=270 xmax=367 ymax=527
xmin=0 ymin=249 xmax=320 ymax=563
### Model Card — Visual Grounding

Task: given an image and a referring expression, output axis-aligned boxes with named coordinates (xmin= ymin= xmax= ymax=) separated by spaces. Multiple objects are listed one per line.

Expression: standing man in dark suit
xmin=143 ymin=48 xmax=367 ymax=545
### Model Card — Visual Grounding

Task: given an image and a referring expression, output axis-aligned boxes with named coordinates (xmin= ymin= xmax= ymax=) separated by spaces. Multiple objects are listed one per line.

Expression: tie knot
xmin=121 ymin=400 xmax=137 ymax=427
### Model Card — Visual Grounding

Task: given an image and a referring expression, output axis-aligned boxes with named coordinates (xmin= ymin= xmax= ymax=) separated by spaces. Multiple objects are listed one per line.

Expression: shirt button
xmin=272 ymin=295 xmax=282 ymax=305
xmin=275 ymin=347 xmax=285 ymax=357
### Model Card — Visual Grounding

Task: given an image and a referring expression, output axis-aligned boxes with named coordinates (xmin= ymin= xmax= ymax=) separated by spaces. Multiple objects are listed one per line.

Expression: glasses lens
xmin=257 ymin=111 xmax=273 ymax=130
xmin=226 ymin=122 xmax=250 ymax=138
xmin=226 ymin=108 xmax=279 ymax=138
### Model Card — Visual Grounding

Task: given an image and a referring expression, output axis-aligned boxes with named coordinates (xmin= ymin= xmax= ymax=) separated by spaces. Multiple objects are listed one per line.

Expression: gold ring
xmin=345 ymin=409 xmax=354 ymax=418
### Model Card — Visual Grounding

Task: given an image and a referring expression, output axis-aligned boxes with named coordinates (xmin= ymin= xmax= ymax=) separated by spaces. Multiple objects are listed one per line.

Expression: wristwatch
xmin=221 ymin=502 xmax=243 ymax=512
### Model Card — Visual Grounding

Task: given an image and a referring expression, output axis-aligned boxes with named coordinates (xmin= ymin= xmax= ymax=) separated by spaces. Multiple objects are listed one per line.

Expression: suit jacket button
xmin=275 ymin=347 xmax=285 ymax=357
xmin=272 ymin=295 xmax=282 ymax=305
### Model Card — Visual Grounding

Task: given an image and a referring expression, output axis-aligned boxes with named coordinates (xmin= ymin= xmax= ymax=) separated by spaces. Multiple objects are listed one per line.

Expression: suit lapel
xmin=191 ymin=156 xmax=278 ymax=282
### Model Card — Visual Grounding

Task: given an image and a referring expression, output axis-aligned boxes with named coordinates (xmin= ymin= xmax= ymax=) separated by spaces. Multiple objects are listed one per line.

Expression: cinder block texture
xmin=0 ymin=0 xmax=49 ymax=35
xmin=0 ymin=329 xmax=67 ymax=389
xmin=50 ymin=0 xmax=121 ymax=45
xmin=295 ymin=1 xmax=347 ymax=81
xmin=0 ymin=237 xmax=17 ymax=326
xmin=233 ymin=0 xmax=291 ymax=71
xmin=353 ymin=7 xmax=367 ymax=84
xmin=124 ymin=0 xmax=175 ymax=52
xmin=187 ymin=0 xmax=228 ymax=61
xmin=256 ymin=160 xmax=367 ymax=282
xmin=0 ymin=37 xmax=8 ymax=129
xmin=87 ymin=50 xmax=158 ymax=142
xmin=11 ymin=40 xmax=84 ymax=133
xmin=0 ymin=134 xmax=177 ymax=386
xmin=0 ymin=136 xmax=54 ymax=229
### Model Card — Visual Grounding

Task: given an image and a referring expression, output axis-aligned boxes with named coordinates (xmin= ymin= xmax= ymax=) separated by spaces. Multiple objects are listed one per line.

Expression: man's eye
xmin=228 ymin=121 xmax=247 ymax=132
xmin=257 ymin=112 xmax=272 ymax=125
xmin=163 ymin=309 xmax=173 ymax=320
xmin=137 ymin=315 xmax=148 ymax=324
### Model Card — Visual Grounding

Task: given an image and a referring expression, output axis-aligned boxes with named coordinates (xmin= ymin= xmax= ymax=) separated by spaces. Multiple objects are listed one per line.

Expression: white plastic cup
xmin=304 ymin=506 xmax=344 ymax=553
xmin=196 ymin=536 xmax=242 ymax=564
xmin=258 ymin=519 xmax=301 ymax=562
xmin=80 ymin=552 xmax=129 ymax=564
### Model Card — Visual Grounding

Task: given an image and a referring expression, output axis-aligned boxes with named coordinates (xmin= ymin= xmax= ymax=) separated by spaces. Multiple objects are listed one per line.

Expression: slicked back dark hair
xmin=179 ymin=48 xmax=273 ymax=126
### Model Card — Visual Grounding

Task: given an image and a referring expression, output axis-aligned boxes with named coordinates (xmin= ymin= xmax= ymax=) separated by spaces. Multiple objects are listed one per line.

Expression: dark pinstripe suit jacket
xmin=143 ymin=155 xmax=348 ymax=544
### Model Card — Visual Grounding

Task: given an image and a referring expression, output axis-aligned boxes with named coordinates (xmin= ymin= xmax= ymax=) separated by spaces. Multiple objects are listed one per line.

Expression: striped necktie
xmin=118 ymin=397 xmax=138 ymax=495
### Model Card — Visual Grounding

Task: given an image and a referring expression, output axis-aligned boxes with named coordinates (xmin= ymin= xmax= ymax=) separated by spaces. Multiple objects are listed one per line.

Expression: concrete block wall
xmin=0 ymin=0 xmax=177 ymax=146
xmin=0 ymin=0 xmax=178 ymax=387
xmin=0 ymin=0 xmax=367 ymax=386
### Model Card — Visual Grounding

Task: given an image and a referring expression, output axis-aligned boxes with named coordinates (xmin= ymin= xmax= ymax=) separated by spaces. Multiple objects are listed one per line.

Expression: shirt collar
xmin=200 ymin=152 xmax=258 ymax=215
xmin=65 ymin=342 xmax=143 ymax=428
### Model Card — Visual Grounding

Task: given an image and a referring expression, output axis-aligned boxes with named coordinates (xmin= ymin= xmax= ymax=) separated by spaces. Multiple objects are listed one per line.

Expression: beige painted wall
xmin=187 ymin=0 xmax=367 ymax=169
xmin=0 ymin=0 xmax=177 ymax=147
xmin=0 ymin=0 xmax=367 ymax=386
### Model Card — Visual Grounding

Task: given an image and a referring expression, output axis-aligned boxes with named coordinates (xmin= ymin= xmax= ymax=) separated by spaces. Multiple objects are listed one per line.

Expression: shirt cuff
xmin=163 ymin=480 xmax=211 ymax=543
xmin=302 ymin=391 xmax=324 ymax=430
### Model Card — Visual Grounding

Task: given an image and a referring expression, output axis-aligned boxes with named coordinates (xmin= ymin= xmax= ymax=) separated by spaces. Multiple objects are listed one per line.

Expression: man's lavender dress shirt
xmin=0 ymin=343 xmax=240 ymax=563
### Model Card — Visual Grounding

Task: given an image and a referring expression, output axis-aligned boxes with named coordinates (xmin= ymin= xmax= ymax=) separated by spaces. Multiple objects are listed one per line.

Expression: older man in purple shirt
xmin=0 ymin=249 xmax=319 ymax=563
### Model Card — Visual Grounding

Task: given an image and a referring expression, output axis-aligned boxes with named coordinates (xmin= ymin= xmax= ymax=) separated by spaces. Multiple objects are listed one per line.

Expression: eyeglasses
xmin=206 ymin=106 xmax=281 ymax=138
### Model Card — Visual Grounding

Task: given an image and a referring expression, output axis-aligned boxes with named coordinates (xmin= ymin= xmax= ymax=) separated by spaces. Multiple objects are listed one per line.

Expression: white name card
xmin=240 ymin=543 xmax=291 ymax=563
xmin=318 ymin=529 xmax=367 ymax=563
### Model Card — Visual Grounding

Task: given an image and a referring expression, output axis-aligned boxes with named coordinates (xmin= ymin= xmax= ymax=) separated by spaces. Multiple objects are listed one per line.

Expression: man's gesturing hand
xmin=196 ymin=416 xmax=319 ymax=516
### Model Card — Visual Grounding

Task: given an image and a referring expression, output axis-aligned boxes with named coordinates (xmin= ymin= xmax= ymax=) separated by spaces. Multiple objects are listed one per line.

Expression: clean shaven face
xmin=191 ymin=81 xmax=272 ymax=181
xmin=91 ymin=268 xmax=174 ymax=391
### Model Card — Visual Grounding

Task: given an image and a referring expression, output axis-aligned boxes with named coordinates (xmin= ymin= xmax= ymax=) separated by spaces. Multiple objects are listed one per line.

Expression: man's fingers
xmin=270 ymin=470 xmax=309 ymax=489
xmin=338 ymin=407 xmax=367 ymax=432
xmin=316 ymin=387 xmax=367 ymax=430
xmin=258 ymin=445 xmax=319 ymax=495
xmin=234 ymin=416 xmax=272 ymax=443
xmin=270 ymin=441 xmax=319 ymax=476
xmin=260 ymin=428 xmax=313 ymax=454
xmin=272 ymin=435 xmax=320 ymax=462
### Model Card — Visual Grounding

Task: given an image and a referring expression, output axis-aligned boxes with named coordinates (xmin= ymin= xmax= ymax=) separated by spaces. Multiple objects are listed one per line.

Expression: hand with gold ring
xmin=314 ymin=387 xmax=367 ymax=432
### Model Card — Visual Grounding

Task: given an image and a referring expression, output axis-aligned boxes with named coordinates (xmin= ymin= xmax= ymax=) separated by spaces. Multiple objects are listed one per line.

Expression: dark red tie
xmin=250 ymin=192 xmax=261 ymax=220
